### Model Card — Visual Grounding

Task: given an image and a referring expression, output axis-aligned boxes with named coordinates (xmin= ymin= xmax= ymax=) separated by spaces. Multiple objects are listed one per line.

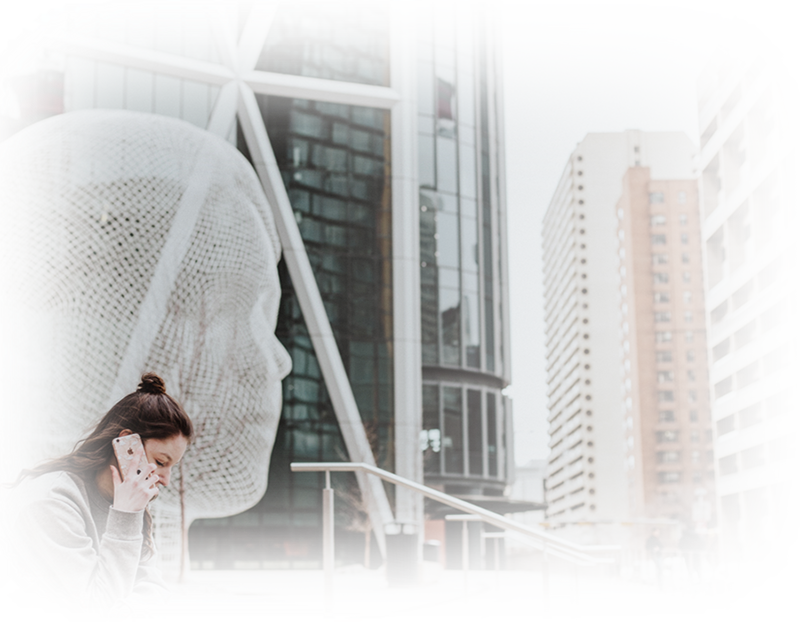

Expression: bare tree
xmin=167 ymin=293 xmax=241 ymax=581
xmin=334 ymin=418 xmax=381 ymax=568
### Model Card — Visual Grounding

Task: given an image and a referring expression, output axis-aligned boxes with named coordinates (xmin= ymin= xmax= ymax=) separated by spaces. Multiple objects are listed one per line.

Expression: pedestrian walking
xmin=678 ymin=525 xmax=706 ymax=596
xmin=644 ymin=527 xmax=664 ymax=592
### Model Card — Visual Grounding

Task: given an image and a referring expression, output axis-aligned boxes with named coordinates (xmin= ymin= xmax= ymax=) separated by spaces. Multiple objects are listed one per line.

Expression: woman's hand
xmin=109 ymin=445 xmax=160 ymax=512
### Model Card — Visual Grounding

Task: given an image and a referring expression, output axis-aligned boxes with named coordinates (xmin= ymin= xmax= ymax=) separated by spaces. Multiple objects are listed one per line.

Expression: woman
xmin=2 ymin=372 xmax=193 ymax=609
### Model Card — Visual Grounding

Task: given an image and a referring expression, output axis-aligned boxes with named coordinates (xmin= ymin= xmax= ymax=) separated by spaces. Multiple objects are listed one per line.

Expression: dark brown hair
xmin=18 ymin=372 xmax=193 ymax=557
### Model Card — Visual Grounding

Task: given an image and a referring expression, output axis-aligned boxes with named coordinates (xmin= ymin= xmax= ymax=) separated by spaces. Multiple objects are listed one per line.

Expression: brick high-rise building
xmin=616 ymin=167 xmax=715 ymax=527
xmin=541 ymin=131 xmax=694 ymax=542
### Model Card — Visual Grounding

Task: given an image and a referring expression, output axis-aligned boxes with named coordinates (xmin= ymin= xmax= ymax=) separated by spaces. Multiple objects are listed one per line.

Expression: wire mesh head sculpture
xmin=0 ymin=110 xmax=292 ymax=567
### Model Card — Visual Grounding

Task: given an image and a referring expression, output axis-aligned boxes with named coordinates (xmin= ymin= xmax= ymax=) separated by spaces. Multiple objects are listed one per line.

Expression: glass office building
xmin=2 ymin=1 xmax=512 ymax=569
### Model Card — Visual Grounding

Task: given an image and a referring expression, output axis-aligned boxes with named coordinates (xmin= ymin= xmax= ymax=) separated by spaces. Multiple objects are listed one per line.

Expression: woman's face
xmin=113 ymin=430 xmax=189 ymax=493
xmin=143 ymin=435 xmax=189 ymax=489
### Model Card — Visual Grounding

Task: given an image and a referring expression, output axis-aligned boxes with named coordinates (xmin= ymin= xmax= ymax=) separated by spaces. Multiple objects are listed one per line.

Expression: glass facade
xmin=417 ymin=7 xmax=507 ymax=495
xmin=190 ymin=5 xmax=393 ymax=569
xmin=31 ymin=1 xmax=511 ymax=568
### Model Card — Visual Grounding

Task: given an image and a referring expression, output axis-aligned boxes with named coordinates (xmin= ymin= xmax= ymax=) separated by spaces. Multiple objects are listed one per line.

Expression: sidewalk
xmin=159 ymin=562 xmax=787 ymax=622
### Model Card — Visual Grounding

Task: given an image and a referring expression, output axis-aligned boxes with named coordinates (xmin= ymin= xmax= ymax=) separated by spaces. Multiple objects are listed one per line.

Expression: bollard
xmin=322 ymin=470 xmax=334 ymax=602
xmin=494 ymin=538 xmax=500 ymax=592
xmin=461 ymin=521 xmax=469 ymax=603
xmin=542 ymin=544 xmax=550 ymax=618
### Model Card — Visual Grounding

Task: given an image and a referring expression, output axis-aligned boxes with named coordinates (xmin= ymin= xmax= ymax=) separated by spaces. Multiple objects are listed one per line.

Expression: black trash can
xmin=386 ymin=523 xmax=419 ymax=587
xmin=422 ymin=539 xmax=441 ymax=563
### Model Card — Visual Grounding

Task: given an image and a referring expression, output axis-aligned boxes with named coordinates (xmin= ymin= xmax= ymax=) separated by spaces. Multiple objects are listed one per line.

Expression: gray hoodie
xmin=0 ymin=471 xmax=171 ymax=617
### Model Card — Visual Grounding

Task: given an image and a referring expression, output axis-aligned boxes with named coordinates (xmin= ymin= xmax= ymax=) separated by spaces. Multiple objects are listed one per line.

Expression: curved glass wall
xmin=256 ymin=3 xmax=390 ymax=86
xmin=418 ymin=8 xmax=507 ymax=493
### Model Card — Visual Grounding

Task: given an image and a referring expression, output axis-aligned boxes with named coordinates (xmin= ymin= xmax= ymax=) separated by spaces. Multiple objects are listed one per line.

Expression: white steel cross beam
xmin=52 ymin=2 xmax=402 ymax=555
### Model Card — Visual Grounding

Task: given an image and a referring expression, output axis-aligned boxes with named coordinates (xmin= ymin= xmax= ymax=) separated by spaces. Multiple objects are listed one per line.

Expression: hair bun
xmin=138 ymin=373 xmax=166 ymax=395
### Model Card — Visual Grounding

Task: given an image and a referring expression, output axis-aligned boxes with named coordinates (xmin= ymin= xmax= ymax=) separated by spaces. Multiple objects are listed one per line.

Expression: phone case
xmin=113 ymin=434 xmax=149 ymax=480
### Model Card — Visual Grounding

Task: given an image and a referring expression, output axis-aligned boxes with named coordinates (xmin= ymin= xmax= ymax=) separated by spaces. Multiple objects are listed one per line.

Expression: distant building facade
xmin=697 ymin=51 xmax=799 ymax=559
xmin=616 ymin=167 xmax=715 ymax=528
xmin=541 ymin=131 xmax=695 ymax=542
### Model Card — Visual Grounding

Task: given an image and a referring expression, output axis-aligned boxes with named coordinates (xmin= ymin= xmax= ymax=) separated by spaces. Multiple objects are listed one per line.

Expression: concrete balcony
xmin=714 ymin=409 xmax=800 ymax=458
xmin=717 ymin=458 xmax=800 ymax=497
xmin=697 ymin=45 xmax=782 ymax=177
xmin=709 ymin=313 xmax=800 ymax=385
xmin=706 ymin=258 xmax=800 ymax=346
xmin=700 ymin=36 xmax=769 ymax=129
xmin=700 ymin=97 xmax=800 ymax=249
xmin=712 ymin=362 xmax=800 ymax=421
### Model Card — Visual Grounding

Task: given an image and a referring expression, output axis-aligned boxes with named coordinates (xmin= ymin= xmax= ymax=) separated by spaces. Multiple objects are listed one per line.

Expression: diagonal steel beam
xmin=244 ymin=70 xmax=401 ymax=109
xmin=236 ymin=83 xmax=395 ymax=557
xmin=208 ymin=2 xmax=239 ymax=71
xmin=53 ymin=36 xmax=235 ymax=85
xmin=206 ymin=80 xmax=238 ymax=138
xmin=237 ymin=1 xmax=279 ymax=73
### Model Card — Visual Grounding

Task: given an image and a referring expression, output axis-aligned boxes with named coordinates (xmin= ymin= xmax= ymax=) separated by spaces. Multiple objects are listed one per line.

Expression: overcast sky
xmin=0 ymin=0 xmax=710 ymax=468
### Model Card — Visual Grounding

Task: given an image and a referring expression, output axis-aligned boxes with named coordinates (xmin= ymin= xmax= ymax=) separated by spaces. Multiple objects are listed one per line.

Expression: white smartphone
xmin=112 ymin=433 xmax=149 ymax=480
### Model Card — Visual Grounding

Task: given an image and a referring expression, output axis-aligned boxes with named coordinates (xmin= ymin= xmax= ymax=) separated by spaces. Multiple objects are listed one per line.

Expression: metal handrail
xmin=290 ymin=462 xmax=622 ymax=618
xmin=290 ymin=462 xmax=622 ymax=563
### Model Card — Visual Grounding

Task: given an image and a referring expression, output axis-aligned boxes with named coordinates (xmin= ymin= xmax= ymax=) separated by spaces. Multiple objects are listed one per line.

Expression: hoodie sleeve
xmin=114 ymin=542 xmax=172 ymax=612
xmin=8 ymin=498 xmax=144 ymax=616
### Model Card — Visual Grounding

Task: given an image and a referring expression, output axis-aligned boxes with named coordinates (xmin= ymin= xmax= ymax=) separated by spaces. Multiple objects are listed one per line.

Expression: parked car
xmin=664 ymin=556 xmax=714 ymax=593
xmin=619 ymin=559 xmax=656 ymax=585
xmin=714 ymin=562 xmax=769 ymax=598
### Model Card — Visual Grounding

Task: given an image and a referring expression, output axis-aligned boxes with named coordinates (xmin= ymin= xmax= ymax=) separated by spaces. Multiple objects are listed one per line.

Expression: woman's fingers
xmin=110 ymin=465 xmax=121 ymax=488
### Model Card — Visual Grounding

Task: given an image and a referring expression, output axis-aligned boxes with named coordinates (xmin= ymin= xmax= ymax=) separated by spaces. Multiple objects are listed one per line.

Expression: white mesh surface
xmin=0 ymin=110 xmax=292 ymax=572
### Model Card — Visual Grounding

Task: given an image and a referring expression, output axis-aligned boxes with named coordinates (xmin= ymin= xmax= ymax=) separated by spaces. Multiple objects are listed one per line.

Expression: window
xmin=717 ymin=414 xmax=735 ymax=436
xmin=685 ymin=331 xmax=694 ymax=343
xmin=651 ymin=214 xmax=667 ymax=226
xmin=681 ymin=233 xmax=689 ymax=245
xmin=719 ymin=454 xmax=737 ymax=475
xmin=683 ymin=291 xmax=692 ymax=303
xmin=652 ymin=254 xmax=668 ymax=265
xmin=688 ymin=390 xmax=697 ymax=403
xmin=649 ymin=192 xmax=665 ymax=203
xmin=652 ymin=234 xmax=667 ymax=245
xmin=678 ymin=191 xmax=687 ymax=204
xmin=769 ymin=196 xmax=781 ymax=221
xmin=691 ymin=430 xmax=700 ymax=443
xmin=657 ymin=371 xmax=674 ymax=383
xmin=654 ymin=273 xmax=669 ymax=284
xmin=691 ymin=450 xmax=701 ymax=464
xmin=689 ymin=409 xmax=698 ymax=421
xmin=715 ymin=376 xmax=733 ymax=397
xmin=683 ymin=272 xmax=691 ymax=283
xmin=711 ymin=301 xmax=727 ymax=324
xmin=655 ymin=312 xmax=671 ymax=322
xmin=687 ymin=370 xmax=696 ymax=382
xmin=681 ymin=252 xmax=690 ymax=264
xmin=656 ymin=430 xmax=679 ymax=443
xmin=656 ymin=331 xmax=672 ymax=343
xmin=658 ymin=409 xmax=675 ymax=420
xmin=657 ymin=451 xmax=681 ymax=463
xmin=656 ymin=351 xmax=673 ymax=362
xmin=680 ymin=213 xmax=688 ymax=225
xmin=684 ymin=311 xmax=693 ymax=322
xmin=654 ymin=292 xmax=670 ymax=303
xmin=686 ymin=350 xmax=695 ymax=362
xmin=658 ymin=471 xmax=681 ymax=483
xmin=712 ymin=339 xmax=730 ymax=362
xmin=658 ymin=391 xmax=675 ymax=403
